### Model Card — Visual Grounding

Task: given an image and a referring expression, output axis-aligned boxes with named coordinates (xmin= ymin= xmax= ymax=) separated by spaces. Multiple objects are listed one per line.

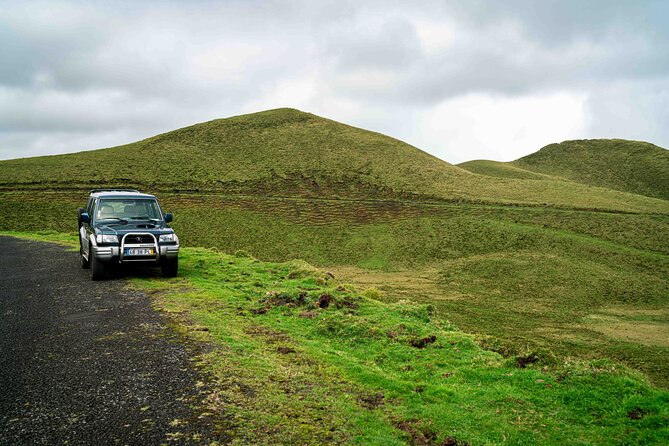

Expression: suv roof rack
xmin=89 ymin=188 xmax=141 ymax=194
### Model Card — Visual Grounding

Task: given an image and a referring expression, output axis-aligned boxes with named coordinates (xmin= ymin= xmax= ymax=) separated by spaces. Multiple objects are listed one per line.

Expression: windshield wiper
xmin=100 ymin=217 xmax=128 ymax=225
xmin=129 ymin=216 xmax=161 ymax=223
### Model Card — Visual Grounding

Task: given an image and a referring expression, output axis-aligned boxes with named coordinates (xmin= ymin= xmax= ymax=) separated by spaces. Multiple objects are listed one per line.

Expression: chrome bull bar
xmin=120 ymin=233 xmax=159 ymax=262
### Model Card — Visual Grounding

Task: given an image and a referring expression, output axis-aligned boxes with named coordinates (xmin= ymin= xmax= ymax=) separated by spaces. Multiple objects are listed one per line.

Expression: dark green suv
xmin=78 ymin=189 xmax=179 ymax=280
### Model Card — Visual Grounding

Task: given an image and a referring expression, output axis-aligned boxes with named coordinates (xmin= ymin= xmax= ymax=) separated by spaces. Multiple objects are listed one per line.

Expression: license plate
xmin=125 ymin=248 xmax=154 ymax=256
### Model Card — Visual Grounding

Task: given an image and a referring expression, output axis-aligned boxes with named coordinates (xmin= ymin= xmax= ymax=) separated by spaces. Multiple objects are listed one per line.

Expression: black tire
xmin=161 ymin=257 xmax=178 ymax=278
xmin=90 ymin=245 xmax=106 ymax=280
xmin=80 ymin=236 xmax=90 ymax=269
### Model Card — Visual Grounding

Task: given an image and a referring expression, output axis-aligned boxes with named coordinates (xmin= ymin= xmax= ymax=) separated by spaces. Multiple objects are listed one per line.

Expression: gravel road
xmin=0 ymin=236 xmax=224 ymax=445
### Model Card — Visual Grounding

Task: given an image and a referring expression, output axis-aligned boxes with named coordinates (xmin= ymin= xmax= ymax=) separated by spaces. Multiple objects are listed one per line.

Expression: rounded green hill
xmin=514 ymin=139 xmax=669 ymax=200
xmin=0 ymin=109 xmax=666 ymax=213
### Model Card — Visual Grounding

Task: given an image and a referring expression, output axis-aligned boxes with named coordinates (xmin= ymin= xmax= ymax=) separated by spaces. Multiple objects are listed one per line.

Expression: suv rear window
xmin=96 ymin=198 xmax=162 ymax=222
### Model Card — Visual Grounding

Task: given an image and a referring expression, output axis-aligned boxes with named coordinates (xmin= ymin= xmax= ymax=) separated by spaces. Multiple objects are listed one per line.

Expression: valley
xmin=1 ymin=108 xmax=668 ymax=444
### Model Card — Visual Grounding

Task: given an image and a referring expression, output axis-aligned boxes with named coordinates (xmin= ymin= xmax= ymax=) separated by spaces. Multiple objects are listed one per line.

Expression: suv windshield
xmin=96 ymin=198 xmax=162 ymax=222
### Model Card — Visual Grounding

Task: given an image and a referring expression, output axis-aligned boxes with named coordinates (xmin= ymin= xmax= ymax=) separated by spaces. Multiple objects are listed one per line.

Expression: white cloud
xmin=417 ymin=92 xmax=588 ymax=163
xmin=0 ymin=0 xmax=667 ymax=162
xmin=585 ymin=80 xmax=669 ymax=142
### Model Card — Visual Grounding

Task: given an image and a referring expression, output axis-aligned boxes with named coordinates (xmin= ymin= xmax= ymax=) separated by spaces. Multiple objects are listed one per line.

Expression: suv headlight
xmin=159 ymin=233 xmax=178 ymax=243
xmin=96 ymin=234 xmax=119 ymax=244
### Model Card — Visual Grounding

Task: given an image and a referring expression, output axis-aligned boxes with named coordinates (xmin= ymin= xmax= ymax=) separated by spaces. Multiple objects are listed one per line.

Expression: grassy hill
xmin=513 ymin=139 xmax=669 ymax=200
xmin=0 ymin=108 xmax=467 ymax=199
xmin=0 ymin=109 xmax=666 ymax=213
xmin=458 ymin=159 xmax=557 ymax=180
xmin=459 ymin=140 xmax=669 ymax=201
xmin=0 ymin=109 xmax=669 ymax=412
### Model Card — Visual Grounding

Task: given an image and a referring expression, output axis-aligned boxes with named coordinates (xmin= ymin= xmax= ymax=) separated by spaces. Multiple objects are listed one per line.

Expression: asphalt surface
xmin=0 ymin=236 xmax=224 ymax=445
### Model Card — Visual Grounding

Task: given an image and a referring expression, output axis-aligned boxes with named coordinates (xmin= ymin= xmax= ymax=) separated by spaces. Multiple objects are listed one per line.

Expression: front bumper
xmin=93 ymin=244 xmax=119 ymax=262
xmin=92 ymin=242 xmax=179 ymax=263
xmin=159 ymin=244 xmax=179 ymax=259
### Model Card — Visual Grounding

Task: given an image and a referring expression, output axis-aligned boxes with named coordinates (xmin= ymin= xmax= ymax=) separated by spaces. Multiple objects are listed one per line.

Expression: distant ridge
xmin=457 ymin=160 xmax=556 ymax=181
xmin=515 ymin=139 xmax=669 ymax=200
xmin=459 ymin=139 xmax=669 ymax=201
xmin=0 ymin=109 xmax=666 ymax=213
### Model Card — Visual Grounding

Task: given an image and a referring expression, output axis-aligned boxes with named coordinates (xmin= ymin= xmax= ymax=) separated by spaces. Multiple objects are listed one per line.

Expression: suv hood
xmin=96 ymin=223 xmax=174 ymax=236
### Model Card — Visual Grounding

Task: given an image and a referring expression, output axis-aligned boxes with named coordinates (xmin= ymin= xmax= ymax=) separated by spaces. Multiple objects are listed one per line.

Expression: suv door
xmin=81 ymin=198 xmax=97 ymax=257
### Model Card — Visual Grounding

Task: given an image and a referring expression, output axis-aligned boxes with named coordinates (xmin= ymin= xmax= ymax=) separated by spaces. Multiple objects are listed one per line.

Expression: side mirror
xmin=164 ymin=213 xmax=173 ymax=223
xmin=80 ymin=212 xmax=90 ymax=224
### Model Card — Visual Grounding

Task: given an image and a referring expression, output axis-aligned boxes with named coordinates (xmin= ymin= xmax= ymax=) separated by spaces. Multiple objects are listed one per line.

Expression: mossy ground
xmin=5 ymin=232 xmax=669 ymax=445
xmin=2 ymin=190 xmax=668 ymax=388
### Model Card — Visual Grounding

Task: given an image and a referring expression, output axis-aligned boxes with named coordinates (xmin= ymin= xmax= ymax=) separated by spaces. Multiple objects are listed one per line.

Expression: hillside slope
xmin=458 ymin=159 xmax=557 ymax=180
xmin=0 ymin=109 xmax=666 ymax=212
xmin=513 ymin=139 xmax=669 ymax=200
xmin=0 ymin=108 xmax=467 ymax=198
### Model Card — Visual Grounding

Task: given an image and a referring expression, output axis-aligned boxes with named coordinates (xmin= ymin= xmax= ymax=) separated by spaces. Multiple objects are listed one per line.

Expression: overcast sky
xmin=1 ymin=0 xmax=668 ymax=163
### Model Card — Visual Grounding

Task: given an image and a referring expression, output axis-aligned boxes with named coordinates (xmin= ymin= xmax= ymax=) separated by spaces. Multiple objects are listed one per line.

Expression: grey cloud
xmin=444 ymin=0 xmax=669 ymax=48
xmin=0 ymin=0 xmax=319 ymax=156
xmin=584 ymin=79 xmax=669 ymax=145
xmin=323 ymin=17 xmax=423 ymax=70
xmin=0 ymin=0 xmax=667 ymax=161
xmin=0 ymin=88 xmax=171 ymax=132
xmin=0 ymin=1 xmax=312 ymax=101
xmin=0 ymin=2 xmax=111 ymax=88
xmin=320 ymin=1 xmax=669 ymax=106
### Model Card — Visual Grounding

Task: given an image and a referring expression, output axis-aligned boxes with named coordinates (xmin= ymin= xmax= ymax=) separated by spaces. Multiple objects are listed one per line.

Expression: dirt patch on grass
xmin=330 ymin=267 xmax=462 ymax=303
xmin=357 ymin=392 xmax=384 ymax=409
xmin=515 ymin=352 xmax=540 ymax=368
xmin=244 ymin=324 xmax=290 ymax=344
xmin=317 ymin=293 xmax=332 ymax=308
xmin=579 ymin=315 xmax=669 ymax=347
xmin=255 ymin=290 xmax=359 ymax=314
xmin=394 ymin=420 xmax=470 ymax=446
xmin=410 ymin=335 xmax=437 ymax=349
xmin=627 ymin=407 xmax=648 ymax=420
xmin=394 ymin=421 xmax=438 ymax=446
xmin=586 ymin=307 xmax=669 ymax=348
xmin=263 ymin=291 xmax=307 ymax=307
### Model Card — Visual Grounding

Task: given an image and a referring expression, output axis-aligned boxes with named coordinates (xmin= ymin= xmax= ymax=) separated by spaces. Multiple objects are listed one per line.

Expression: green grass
xmin=4 ymin=191 xmax=666 ymax=265
xmin=0 ymin=229 xmax=79 ymax=249
xmin=1 ymin=109 xmax=668 ymax=443
xmin=459 ymin=140 xmax=669 ymax=202
xmin=435 ymin=247 xmax=669 ymax=384
xmin=0 ymin=109 xmax=666 ymax=213
xmin=458 ymin=160 xmax=557 ymax=181
xmin=2 ymin=193 xmax=667 ymax=388
xmin=324 ymin=215 xmax=669 ymax=388
xmin=514 ymin=139 xmax=669 ymax=200
xmin=121 ymin=246 xmax=669 ymax=444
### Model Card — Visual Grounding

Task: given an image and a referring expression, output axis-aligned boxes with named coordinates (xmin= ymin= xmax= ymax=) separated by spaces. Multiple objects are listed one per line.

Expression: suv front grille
xmin=125 ymin=234 xmax=154 ymax=244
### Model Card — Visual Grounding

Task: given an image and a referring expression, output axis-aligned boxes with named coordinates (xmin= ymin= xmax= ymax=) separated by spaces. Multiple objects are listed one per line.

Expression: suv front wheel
xmin=80 ymin=236 xmax=90 ymax=269
xmin=161 ymin=257 xmax=178 ymax=278
xmin=90 ymin=244 xmax=106 ymax=280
